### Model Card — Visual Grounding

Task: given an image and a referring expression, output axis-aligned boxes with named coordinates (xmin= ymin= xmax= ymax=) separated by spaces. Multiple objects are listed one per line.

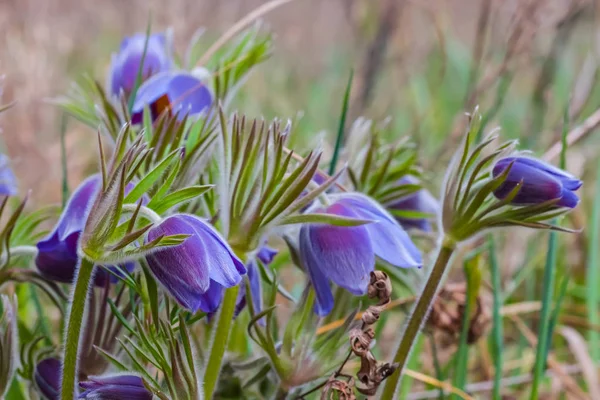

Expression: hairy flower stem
xmin=60 ymin=257 xmax=95 ymax=400
xmin=381 ymin=237 xmax=456 ymax=399
xmin=203 ymin=285 xmax=241 ymax=398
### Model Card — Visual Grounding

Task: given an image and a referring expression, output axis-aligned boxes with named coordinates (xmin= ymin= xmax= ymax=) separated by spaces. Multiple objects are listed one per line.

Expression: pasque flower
xmin=493 ymin=157 xmax=582 ymax=208
xmin=300 ymin=193 xmax=421 ymax=315
xmin=35 ymin=174 xmax=134 ymax=285
xmin=79 ymin=375 xmax=152 ymax=400
xmin=388 ymin=176 xmax=439 ymax=232
xmin=131 ymin=71 xmax=212 ymax=124
xmin=34 ymin=357 xmax=61 ymax=400
xmin=109 ymin=32 xmax=172 ymax=97
xmin=0 ymin=154 xmax=17 ymax=196
xmin=145 ymin=214 xmax=246 ymax=313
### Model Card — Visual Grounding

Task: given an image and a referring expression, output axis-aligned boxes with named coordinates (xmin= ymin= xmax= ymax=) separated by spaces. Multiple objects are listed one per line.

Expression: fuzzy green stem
xmin=60 ymin=257 xmax=95 ymax=400
xmin=203 ymin=285 xmax=240 ymax=398
xmin=381 ymin=237 xmax=456 ymax=399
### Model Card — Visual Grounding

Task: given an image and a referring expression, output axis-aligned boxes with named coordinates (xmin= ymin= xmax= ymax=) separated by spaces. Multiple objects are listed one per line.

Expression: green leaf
xmin=124 ymin=148 xmax=181 ymax=204
xmin=149 ymin=185 xmax=213 ymax=214
xmin=142 ymin=261 xmax=160 ymax=326
xmin=329 ymin=69 xmax=353 ymax=176
xmin=278 ymin=213 xmax=372 ymax=227
xmin=388 ymin=209 xmax=434 ymax=220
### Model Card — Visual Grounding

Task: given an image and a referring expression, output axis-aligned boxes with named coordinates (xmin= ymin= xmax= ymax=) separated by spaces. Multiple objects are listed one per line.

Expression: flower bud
xmin=493 ymin=157 xmax=582 ymax=208
xmin=145 ymin=214 xmax=246 ymax=312
xmin=34 ymin=357 xmax=60 ymax=400
xmin=79 ymin=374 xmax=152 ymax=399
xmin=131 ymin=71 xmax=212 ymax=124
xmin=300 ymin=193 xmax=421 ymax=315
xmin=109 ymin=32 xmax=172 ymax=97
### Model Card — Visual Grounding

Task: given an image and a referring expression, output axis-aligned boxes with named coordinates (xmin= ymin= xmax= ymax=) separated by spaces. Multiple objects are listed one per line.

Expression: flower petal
xmin=145 ymin=216 xmax=211 ymax=311
xmin=299 ymin=225 xmax=334 ymax=316
xmin=306 ymin=202 xmax=374 ymax=295
xmin=179 ymin=214 xmax=245 ymax=286
xmin=338 ymin=194 xmax=422 ymax=268
xmin=493 ymin=158 xmax=563 ymax=205
xmin=505 ymin=157 xmax=582 ymax=190
xmin=34 ymin=358 xmax=61 ymax=400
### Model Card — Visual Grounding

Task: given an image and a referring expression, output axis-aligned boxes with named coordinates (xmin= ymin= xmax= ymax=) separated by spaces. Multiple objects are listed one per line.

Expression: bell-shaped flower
xmin=131 ymin=71 xmax=212 ymax=124
xmin=109 ymin=32 xmax=172 ymax=97
xmin=493 ymin=157 xmax=582 ymax=208
xmin=145 ymin=214 xmax=246 ymax=313
xmin=388 ymin=176 xmax=439 ymax=232
xmin=0 ymin=154 xmax=17 ymax=196
xmin=35 ymin=174 xmax=134 ymax=285
xmin=79 ymin=374 xmax=152 ymax=400
xmin=300 ymin=193 xmax=421 ymax=315
xmin=34 ymin=357 xmax=61 ymax=400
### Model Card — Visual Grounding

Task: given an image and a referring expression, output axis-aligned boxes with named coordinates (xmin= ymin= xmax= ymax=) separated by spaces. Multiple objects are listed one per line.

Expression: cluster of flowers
xmin=0 ymin=24 xmax=583 ymax=400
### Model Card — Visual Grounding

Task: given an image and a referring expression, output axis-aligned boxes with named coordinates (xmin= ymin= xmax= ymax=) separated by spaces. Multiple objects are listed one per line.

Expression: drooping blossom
xmin=131 ymin=71 xmax=212 ymax=124
xmin=79 ymin=375 xmax=152 ymax=400
xmin=300 ymin=193 xmax=421 ymax=315
xmin=109 ymin=32 xmax=172 ymax=97
xmin=35 ymin=174 xmax=134 ymax=285
xmin=34 ymin=357 xmax=61 ymax=400
xmin=145 ymin=214 xmax=246 ymax=313
xmin=387 ymin=176 xmax=439 ymax=232
xmin=492 ymin=157 xmax=582 ymax=208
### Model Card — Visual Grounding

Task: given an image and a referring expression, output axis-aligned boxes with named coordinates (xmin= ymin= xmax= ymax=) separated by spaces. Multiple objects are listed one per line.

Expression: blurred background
xmin=0 ymin=0 xmax=594 ymax=204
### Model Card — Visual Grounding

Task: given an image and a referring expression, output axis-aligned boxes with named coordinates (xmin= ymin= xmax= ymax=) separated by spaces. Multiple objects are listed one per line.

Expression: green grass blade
xmin=328 ymin=69 xmax=353 ymax=176
xmin=488 ymin=235 xmax=503 ymax=400
xmin=587 ymin=160 xmax=600 ymax=361
xmin=530 ymin=114 xmax=567 ymax=398
xmin=452 ymin=254 xmax=481 ymax=398
xmin=529 ymin=230 xmax=558 ymax=399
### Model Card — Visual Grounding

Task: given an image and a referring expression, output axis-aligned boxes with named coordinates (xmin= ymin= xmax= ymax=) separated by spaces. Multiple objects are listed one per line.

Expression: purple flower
xmin=131 ymin=71 xmax=212 ymax=124
xmin=493 ymin=157 xmax=582 ymax=208
xmin=79 ymin=374 xmax=152 ymax=400
xmin=388 ymin=176 xmax=439 ymax=232
xmin=109 ymin=32 xmax=172 ymax=97
xmin=35 ymin=174 xmax=134 ymax=285
xmin=145 ymin=214 xmax=246 ymax=313
xmin=0 ymin=154 xmax=17 ymax=196
xmin=300 ymin=193 xmax=421 ymax=315
xmin=34 ymin=357 xmax=61 ymax=400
